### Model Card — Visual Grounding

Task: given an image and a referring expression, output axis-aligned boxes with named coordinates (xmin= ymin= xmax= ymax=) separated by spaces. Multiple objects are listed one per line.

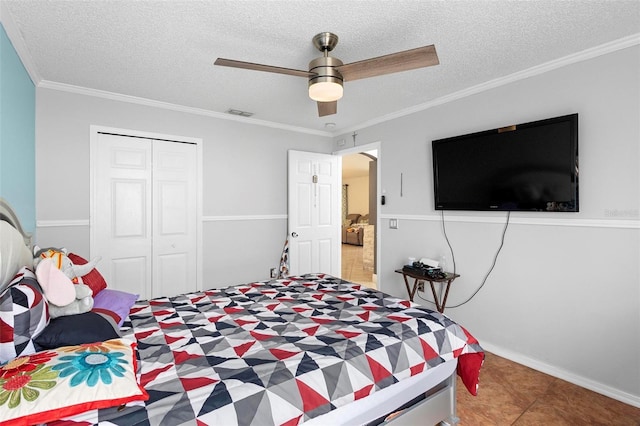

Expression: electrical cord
xmin=441 ymin=210 xmax=456 ymax=274
xmin=416 ymin=211 xmax=511 ymax=308
xmin=447 ymin=211 xmax=510 ymax=308
xmin=416 ymin=211 xmax=455 ymax=307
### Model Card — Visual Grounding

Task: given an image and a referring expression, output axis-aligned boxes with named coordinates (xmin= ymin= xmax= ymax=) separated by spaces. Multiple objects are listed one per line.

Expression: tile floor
xmin=341 ymin=243 xmax=376 ymax=288
xmin=456 ymin=352 xmax=640 ymax=425
xmin=342 ymin=246 xmax=640 ymax=425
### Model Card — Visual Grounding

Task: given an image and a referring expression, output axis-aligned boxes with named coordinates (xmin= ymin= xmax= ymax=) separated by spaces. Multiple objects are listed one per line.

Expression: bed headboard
xmin=0 ymin=198 xmax=32 ymax=247
xmin=0 ymin=198 xmax=34 ymax=289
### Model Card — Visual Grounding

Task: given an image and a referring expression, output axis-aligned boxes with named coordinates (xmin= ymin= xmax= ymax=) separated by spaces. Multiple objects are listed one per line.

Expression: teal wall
xmin=0 ymin=24 xmax=35 ymax=232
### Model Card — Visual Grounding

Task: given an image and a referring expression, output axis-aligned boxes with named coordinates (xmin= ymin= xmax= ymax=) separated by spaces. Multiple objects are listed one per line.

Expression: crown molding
xmin=37 ymin=80 xmax=332 ymax=137
xmin=338 ymin=33 xmax=640 ymax=136
xmin=0 ymin=2 xmax=42 ymax=85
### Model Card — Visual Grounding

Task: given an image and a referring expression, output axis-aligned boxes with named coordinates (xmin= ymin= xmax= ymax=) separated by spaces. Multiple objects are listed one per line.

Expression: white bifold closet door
xmin=93 ymin=133 xmax=197 ymax=300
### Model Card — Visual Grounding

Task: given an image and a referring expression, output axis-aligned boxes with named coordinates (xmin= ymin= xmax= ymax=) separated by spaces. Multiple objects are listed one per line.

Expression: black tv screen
xmin=432 ymin=113 xmax=578 ymax=212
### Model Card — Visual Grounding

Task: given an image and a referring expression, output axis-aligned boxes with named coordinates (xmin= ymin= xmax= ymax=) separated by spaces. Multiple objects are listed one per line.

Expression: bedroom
xmin=1 ymin=0 xmax=639 ymax=424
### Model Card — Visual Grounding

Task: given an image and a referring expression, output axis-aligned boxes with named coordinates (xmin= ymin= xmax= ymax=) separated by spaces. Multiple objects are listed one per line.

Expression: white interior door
xmin=93 ymin=133 xmax=197 ymax=299
xmin=153 ymin=141 xmax=197 ymax=298
xmin=94 ymin=134 xmax=152 ymax=297
xmin=287 ymin=150 xmax=341 ymax=276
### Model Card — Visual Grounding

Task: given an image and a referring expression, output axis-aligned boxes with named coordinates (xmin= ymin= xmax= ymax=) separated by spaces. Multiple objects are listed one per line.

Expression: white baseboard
xmin=479 ymin=340 xmax=640 ymax=408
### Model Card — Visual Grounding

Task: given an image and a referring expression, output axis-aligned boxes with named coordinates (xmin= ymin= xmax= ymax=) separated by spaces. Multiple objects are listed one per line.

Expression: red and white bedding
xmin=57 ymin=273 xmax=483 ymax=425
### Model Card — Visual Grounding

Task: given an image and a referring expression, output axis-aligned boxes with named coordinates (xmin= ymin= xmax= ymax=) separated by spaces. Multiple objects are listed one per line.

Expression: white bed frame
xmin=0 ymin=198 xmax=32 ymax=247
xmin=0 ymin=197 xmax=459 ymax=425
xmin=384 ymin=375 xmax=459 ymax=426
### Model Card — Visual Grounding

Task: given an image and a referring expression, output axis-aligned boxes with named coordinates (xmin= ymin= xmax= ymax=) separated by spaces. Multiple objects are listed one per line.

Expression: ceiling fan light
xmin=308 ymin=56 xmax=344 ymax=103
xmin=309 ymin=80 xmax=343 ymax=102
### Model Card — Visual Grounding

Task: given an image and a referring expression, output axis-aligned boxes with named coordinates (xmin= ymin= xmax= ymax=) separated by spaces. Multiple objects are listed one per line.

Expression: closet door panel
xmin=113 ymin=180 xmax=147 ymax=237
xmin=112 ymin=257 xmax=148 ymax=298
xmin=156 ymin=253 xmax=189 ymax=299
xmin=152 ymin=141 xmax=197 ymax=298
xmin=94 ymin=134 xmax=153 ymax=298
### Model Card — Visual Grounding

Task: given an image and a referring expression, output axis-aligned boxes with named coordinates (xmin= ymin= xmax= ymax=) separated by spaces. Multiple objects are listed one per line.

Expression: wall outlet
xmin=270 ymin=268 xmax=277 ymax=278
xmin=417 ymin=281 xmax=424 ymax=292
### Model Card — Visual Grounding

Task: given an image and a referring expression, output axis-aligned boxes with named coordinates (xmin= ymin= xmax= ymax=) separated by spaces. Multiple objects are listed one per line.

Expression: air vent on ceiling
xmin=226 ymin=108 xmax=254 ymax=117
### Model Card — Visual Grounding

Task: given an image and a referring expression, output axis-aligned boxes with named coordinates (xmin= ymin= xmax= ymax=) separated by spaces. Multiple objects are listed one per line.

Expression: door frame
xmin=333 ymin=141 xmax=382 ymax=291
xmin=89 ymin=125 xmax=204 ymax=292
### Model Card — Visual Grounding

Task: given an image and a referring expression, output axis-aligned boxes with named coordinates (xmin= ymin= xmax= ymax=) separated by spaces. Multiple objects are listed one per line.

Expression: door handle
xmin=291 ymin=232 xmax=298 ymax=238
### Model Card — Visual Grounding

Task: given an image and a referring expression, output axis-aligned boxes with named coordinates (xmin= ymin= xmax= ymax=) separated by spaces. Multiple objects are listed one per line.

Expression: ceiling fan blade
xmin=337 ymin=45 xmax=439 ymax=82
xmin=214 ymin=58 xmax=312 ymax=78
xmin=317 ymin=101 xmax=337 ymax=117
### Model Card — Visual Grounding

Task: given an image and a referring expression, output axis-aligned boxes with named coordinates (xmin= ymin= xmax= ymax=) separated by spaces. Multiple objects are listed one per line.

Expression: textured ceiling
xmin=2 ymin=0 xmax=639 ymax=134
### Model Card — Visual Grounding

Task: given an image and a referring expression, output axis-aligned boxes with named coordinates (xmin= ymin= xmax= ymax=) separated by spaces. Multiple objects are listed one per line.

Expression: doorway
xmin=340 ymin=148 xmax=378 ymax=288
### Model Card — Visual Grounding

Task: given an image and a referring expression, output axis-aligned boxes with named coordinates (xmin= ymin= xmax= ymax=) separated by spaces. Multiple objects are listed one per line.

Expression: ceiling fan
xmin=214 ymin=32 xmax=439 ymax=117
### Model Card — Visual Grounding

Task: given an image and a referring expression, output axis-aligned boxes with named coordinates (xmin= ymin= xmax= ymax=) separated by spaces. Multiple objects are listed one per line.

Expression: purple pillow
xmin=92 ymin=289 xmax=138 ymax=327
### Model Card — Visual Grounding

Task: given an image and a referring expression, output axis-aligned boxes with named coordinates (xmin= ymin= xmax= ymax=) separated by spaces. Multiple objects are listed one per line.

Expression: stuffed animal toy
xmin=50 ymin=282 xmax=94 ymax=318
xmin=33 ymin=247 xmax=100 ymax=318
xmin=33 ymin=246 xmax=100 ymax=283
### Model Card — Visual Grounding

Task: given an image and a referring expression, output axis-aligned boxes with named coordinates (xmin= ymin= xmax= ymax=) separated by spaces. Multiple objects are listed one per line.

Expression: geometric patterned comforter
xmin=59 ymin=274 xmax=483 ymax=425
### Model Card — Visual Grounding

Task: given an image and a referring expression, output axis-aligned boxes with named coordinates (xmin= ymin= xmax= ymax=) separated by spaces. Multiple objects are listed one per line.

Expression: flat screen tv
xmin=432 ymin=113 xmax=578 ymax=212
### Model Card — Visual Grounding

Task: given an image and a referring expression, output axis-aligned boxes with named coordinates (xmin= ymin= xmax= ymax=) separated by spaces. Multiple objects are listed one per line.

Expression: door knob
xmin=291 ymin=232 xmax=298 ymax=238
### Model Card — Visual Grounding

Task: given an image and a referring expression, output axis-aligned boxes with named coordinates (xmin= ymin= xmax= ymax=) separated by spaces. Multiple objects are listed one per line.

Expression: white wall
xmin=334 ymin=46 xmax=640 ymax=405
xmin=35 ymin=88 xmax=332 ymax=286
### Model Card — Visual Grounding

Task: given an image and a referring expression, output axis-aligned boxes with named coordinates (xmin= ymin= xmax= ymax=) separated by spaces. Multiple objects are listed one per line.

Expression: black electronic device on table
xmin=403 ymin=261 xmax=447 ymax=279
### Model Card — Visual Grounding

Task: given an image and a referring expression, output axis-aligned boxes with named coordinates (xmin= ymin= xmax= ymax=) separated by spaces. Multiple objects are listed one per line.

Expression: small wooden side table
xmin=395 ymin=268 xmax=460 ymax=313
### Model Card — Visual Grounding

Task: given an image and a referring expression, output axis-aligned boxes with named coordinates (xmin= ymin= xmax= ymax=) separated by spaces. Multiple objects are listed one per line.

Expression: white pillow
xmin=0 ymin=221 xmax=33 ymax=292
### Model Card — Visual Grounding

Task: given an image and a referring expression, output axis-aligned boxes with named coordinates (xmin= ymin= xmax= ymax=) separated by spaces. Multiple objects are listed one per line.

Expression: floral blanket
xmin=55 ymin=274 xmax=483 ymax=425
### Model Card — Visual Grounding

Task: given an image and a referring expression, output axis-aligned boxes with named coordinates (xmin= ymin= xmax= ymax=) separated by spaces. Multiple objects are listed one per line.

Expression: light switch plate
xmin=389 ymin=218 xmax=398 ymax=229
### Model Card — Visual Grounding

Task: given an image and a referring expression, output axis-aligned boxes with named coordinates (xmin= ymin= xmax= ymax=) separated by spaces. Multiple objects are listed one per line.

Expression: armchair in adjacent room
xmin=342 ymin=213 xmax=368 ymax=246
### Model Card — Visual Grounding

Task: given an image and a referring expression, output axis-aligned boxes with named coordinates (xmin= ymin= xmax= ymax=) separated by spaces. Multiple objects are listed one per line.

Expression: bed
xmin=0 ymin=198 xmax=484 ymax=426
